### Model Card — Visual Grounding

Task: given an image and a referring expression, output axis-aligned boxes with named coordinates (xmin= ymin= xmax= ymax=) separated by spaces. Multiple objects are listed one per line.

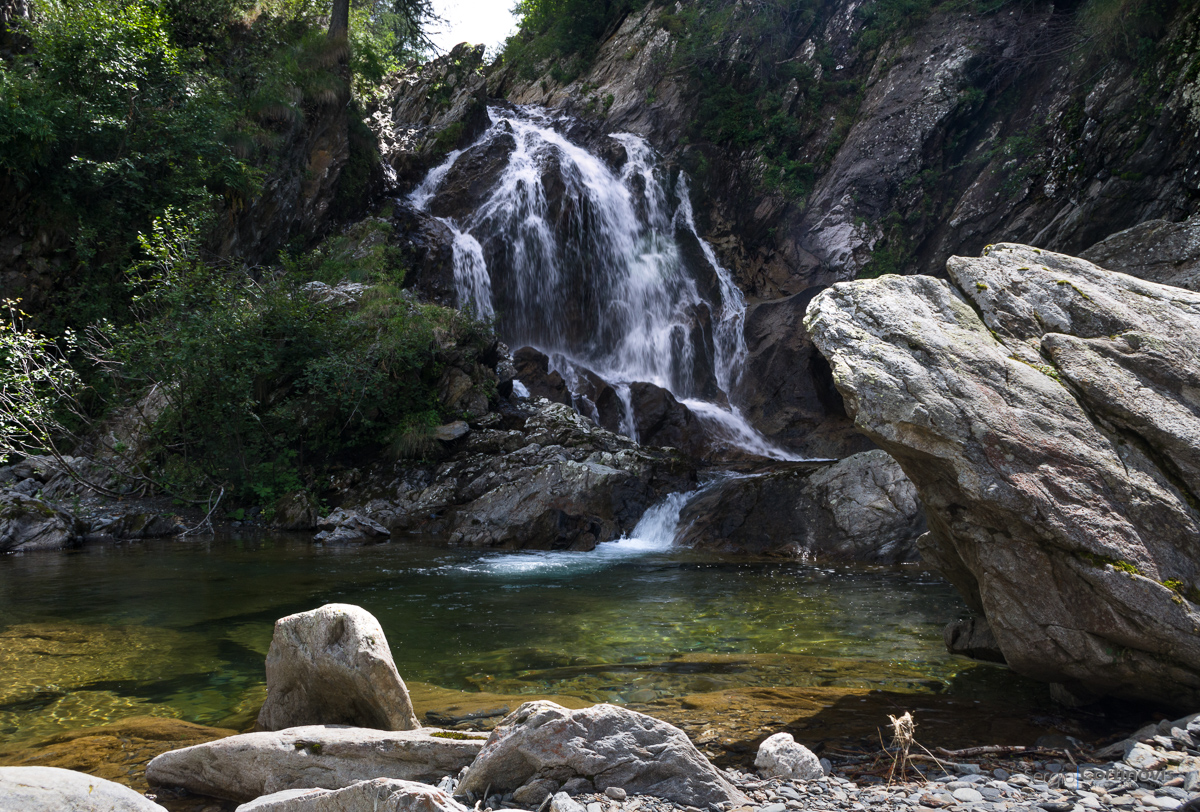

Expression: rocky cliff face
xmin=490 ymin=0 xmax=1200 ymax=454
xmin=804 ymin=244 xmax=1200 ymax=709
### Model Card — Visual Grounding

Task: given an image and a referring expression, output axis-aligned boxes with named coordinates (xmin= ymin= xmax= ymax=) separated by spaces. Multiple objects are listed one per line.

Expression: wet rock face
xmin=734 ymin=290 xmax=874 ymax=459
xmin=804 ymin=243 xmax=1200 ymax=708
xmin=257 ymin=604 xmax=420 ymax=732
xmin=674 ymin=451 xmax=924 ymax=563
xmin=340 ymin=401 xmax=696 ymax=552
xmin=512 ymin=347 xmax=571 ymax=405
xmin=628 ymin=382 xmax=709 ymax=459
xmin=456 ymin=701 xmax=749 ymax=808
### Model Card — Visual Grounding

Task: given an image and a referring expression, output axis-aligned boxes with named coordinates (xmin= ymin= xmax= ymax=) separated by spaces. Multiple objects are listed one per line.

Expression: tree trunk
xmin=328 ymin=0 xmax=348 ymax=39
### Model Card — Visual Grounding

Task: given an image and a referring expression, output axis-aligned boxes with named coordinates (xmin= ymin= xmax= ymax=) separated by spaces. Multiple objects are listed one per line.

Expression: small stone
xmin=434 ymin=421 xmax=470 ymax=441
xmin=1038 ymin=802 xmax=1072 ymax=812
xmin=754 ymin=733 xmax=823 ymax=781
xmin=605 ymin=788 xmax=627 ymax=802
xmin=993 ymin=770 xmax=1010 ymax=781
xmin=551 ymin=793 xmax=588 ymax=812
xmin=1145 ymin=798 xmax=1182 ymax=811
xmin=819 ymin=758 xmax=832 ymax=776
xmin=761 ymin=804 xmax=786 ymax=812
xmin=1126 ymin=744 xmax=1169 ymax=772
xmin=586 ymin=803 xmax=604 ymax=812
xmin=952 ymin=788 xmax=984 ymax=804
xmin=1184 ymin=772 xmax=1199 ymax=793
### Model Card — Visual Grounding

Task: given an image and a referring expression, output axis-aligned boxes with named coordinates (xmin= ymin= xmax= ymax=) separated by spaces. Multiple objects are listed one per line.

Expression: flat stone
xmin=434 ymin=421 xmax=469 ymax=442
xmin=233 ymin=777 xmax=469 ymax=812
xmin=146 ymin=725 xmax=482 ymax=802
xmin=953 ymin=788 xmax=983 ymax=803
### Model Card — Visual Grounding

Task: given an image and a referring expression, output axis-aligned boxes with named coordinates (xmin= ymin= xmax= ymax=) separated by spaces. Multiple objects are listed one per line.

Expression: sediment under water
xmin=0 ymin=517 xmax=1103 ymax=754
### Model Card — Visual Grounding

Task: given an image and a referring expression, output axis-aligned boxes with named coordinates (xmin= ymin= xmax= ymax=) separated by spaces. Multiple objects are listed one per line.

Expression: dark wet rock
xmin=427 ymin=126 xmax=518 ymax=222
xmin=87 ymin=510 xmax=184 ymax=541
xmin=734 ymin=291 xmax=874 ymax=459
xmin=342 ymin=401 xmax=695 ymax=551
xmin=628 ymin=382 xmax=708 ymax=459
xmin=147 ymin=728 xmax=480 ymax=803
xmin=390 ymin=205 xmax=458 ymax=308
xmin=271 ymin=491 xmax=321 ymax=531
xmin=944 ymin=615 xmax=1006 ymax=664
xmin=805 ymin=243 xmax=1200 ymax=708
xmin=456 ymin=701 xmax=748 ymax=808
xmin=512 ymin=347 xmax=571 ymax=405
xmin=1081 ymin=214 xmax=1200 ymax=292
xmin=0 ymin=490 xmax=84 ymax=552
xmin=675 ymin=451 xmax=924 ymax=562
xmin=256 ymin=604 xmax=420 ymax=732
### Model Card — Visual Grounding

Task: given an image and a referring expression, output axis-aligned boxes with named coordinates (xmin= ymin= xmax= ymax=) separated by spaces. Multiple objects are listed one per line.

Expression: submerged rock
xmin=0 ymin=765 xmax=167 ymax=811
xmin=0 ymin=490 xmax=83 ymax=552
xmin=675 ymin=451 xmax=925 ymax=562
xmin=804 ymin=243 xmax=1200 ymax=708
xmin=754 ymin=732 xmax=823 ymax=780
xmin=256 ymin=604 xmax=420 ymax=732
xmin=234 ymin=778 xmax=471 ymax=812
xmin=146 ymin=726 xmax=481 ymax=803
xmin=456 ymin=701 xmax=748 ymax=808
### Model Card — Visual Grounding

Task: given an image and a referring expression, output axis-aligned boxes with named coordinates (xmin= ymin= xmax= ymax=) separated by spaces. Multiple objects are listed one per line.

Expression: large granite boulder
xmin=456 ymin=701 xmax=748 ymax=808
xmin=146 ymin=726 xmax=483 ymax=803
xmin=0 ymin=490 xmax=83 ymax=552
xmin=257 ymin=605 xmax=420 ymax=732
xmin=804 ymin=243 xmax=1200 ymax=708
xmin=235 ymin=778 xmax=471 ymax=812
xmin=0 ymin=766 xmax=167 ymax=811
xmin=675 ymin=452 xmax=925 ymax=562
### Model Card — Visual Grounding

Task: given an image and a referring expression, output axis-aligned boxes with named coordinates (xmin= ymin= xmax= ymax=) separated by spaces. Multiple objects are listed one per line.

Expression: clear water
xmin=0 ymin=530 xmax=1013 ymax=747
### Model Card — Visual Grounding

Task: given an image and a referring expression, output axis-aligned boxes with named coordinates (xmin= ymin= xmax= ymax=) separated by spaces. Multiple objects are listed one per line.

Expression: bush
xmin=102 ymin=213 xmax=492 ymax=503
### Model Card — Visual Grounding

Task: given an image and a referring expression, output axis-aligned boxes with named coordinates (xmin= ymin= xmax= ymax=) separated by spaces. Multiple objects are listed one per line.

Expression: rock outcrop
xmin=146 ymin=726 xmax=482 ymax=802
xmin=675 ymin=452 xmax=925 ymax=562
xmin=805 ymin=243 xmax=1200 ymax=708
xmin=0 ymin=765 xmax=167 ymax=812
xmin=234 ymin=779 xmax=471 ymax=812
xmin=257 ymin=604 xmax=420 ymax=732
xmin=0 ymin=490 xmax=83 ymax=552
xmin=1080 ymin=215 xmax=1200 ymax=292
xmin=456 ymin=701 xmax=748 ymax=808
xmin=343 ymin=401 xmax=695 ymax=551
xmin=368 ymin=44 xmax=490 ymax=190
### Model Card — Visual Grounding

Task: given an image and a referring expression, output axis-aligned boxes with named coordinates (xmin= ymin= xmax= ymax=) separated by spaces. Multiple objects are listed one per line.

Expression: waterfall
xmin=410 ymin=106 xmax=799 ymax=461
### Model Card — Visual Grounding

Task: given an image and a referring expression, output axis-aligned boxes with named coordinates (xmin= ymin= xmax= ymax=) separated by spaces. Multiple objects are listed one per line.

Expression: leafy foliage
xmin=503 ymin=0 xmax=645 ymax=83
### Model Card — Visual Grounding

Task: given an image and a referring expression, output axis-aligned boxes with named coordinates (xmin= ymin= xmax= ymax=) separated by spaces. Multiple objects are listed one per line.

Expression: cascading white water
xmin=410 ymin=106 xmax=799 ymax=460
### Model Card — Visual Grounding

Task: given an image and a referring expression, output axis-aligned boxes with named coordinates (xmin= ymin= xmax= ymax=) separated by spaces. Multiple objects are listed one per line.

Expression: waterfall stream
xmin=410 ymin=106 xmax=798 ymax=460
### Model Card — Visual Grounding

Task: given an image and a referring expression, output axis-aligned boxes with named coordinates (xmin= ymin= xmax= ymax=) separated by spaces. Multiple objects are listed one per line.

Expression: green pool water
xmin=0 ymin=530 xmax=1046 ymax=747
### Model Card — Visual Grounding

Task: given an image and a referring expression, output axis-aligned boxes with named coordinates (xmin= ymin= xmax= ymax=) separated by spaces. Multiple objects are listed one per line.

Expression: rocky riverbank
xmin=0 ymin=603 xmax=1196 ymax=812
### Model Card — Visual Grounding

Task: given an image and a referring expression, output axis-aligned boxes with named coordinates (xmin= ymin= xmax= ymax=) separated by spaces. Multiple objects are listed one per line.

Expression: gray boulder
xmin=754 ymin=732 xmax=823 ymax=780
xmin=0 ymin=490 xmax=83 ymax=552
xmin=234 ymin=778 xmax=470 ymax=812
xmin=147 ymin=726 xmax=483 ymax=803
xmin=804 ymin=243 xmax=1200 ymax=708
xmin=456 ymin=701 xmax=747 ymax=808
xmin=1081 ymin=215 xmax=1200 ymax=291
xmin=313 ymin=509 xmax=390 ymax=544
xmin=0 ymin=766 xmax=167 ymax=811
xmin=675 ymin=451 xmax=925 ymax=563
xmin=256 ymin=604 xmax=420 ymax=732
